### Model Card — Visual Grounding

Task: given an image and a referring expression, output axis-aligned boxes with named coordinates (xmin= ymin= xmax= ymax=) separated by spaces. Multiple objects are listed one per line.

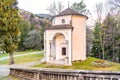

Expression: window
xmin=62 ymin=47 xmax=66 ymax=55
xmin=61 ymin=19 xmax=65 ymax=23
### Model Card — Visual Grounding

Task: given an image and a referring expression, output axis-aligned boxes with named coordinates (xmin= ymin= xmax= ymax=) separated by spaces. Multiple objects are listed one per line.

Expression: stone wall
xmin=10 ymin=68 xmax=120 ymax=80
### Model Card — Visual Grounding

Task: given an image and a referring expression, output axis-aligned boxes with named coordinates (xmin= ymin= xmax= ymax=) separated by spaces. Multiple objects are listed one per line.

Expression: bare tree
xmin=47 ymin=1 xmax=57 ymax=16
xmin=109 ymin=0 xmax=120 ymax=8
xmin=108 ymin=0 xmax=120 ymax=14
xmin=57 ymin=1 xmax=64 ymax=14
xmin=47 ymin=1 xmax=64 ymax=16
xmin=94 ymin=3 xmax=104 ymax=23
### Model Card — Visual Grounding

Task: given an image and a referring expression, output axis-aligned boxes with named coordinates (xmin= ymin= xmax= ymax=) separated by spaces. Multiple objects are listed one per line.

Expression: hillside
xmin=18 ymin=9 xmax=52 ymax=50
xmin=19 ymin=9 xmax=51 ymax=30
xmin=36 ymin=14 xmax=52 ymax=20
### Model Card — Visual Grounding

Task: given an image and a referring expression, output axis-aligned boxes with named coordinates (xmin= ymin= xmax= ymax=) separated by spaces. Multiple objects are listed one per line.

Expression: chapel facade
xmin=44 ymin=8 xmax=87 ymax=65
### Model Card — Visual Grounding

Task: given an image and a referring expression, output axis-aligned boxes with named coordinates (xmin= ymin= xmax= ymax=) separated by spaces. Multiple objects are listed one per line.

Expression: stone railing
xmin=10 ymin=68 xmax=120 ymax=80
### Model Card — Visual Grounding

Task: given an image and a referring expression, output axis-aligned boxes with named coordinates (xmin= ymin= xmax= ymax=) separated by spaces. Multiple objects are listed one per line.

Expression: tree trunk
xmin=9 ymin=51 xmax=14 ymax=65
xmin=100 ymin=27 xmax=105 ymax=59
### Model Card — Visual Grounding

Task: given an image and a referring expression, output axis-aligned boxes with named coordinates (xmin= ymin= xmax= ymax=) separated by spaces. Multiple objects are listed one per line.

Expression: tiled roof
xmin=55 ymin=8 xmax=88 ymax=18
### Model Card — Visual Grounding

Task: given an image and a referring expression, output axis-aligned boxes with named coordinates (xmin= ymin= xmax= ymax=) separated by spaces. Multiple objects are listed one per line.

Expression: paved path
xmin=0 ymin=61 xmax=40 ymax=79
xmin=0 ymin=51 xmax=43 ymax=77
xmin=0 ymin=61 xmax=40 ymax=77
xmin=0 ymin=51 xmax=43 ymax=61
xmin=0 ymin=65 xmax=10 ymax=76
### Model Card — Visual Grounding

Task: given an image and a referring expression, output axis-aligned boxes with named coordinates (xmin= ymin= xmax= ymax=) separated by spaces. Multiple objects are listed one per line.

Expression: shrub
xmin=23 ymin=30 xmax=41 ymax=50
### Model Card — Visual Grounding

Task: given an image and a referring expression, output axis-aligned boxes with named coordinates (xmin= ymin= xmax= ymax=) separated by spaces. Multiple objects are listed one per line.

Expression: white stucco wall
xmin=55 ymin=34 xmax=65 ymax=60
xmin=72 ymin=15 xmax=87 ymax=61
xmin=44 ymin=14 xmax=87 ymax=65
xmin=44 ymin=29 xmax=72 ymax=65
xmin=52 ymin=15 xmax=71 ymax=26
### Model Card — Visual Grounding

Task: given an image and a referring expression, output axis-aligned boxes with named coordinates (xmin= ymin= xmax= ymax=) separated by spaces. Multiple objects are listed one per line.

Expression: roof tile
xmin=55 ymin=8 xmax=88 ymax=18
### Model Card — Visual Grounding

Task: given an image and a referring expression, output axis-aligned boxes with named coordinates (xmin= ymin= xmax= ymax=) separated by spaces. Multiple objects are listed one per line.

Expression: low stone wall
xmin=10 ymin=68 xmax=120 ymax=80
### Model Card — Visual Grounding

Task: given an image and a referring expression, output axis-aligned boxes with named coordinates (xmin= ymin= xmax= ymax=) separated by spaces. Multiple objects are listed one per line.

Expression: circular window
xmin=62 ymin=19 xmax=65 ymax=23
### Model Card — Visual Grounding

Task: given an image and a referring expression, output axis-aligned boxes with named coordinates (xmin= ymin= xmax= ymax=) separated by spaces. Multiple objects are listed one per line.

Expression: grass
xmin=0 ymin=50 xmax=40 ymax=58
xmin=0 ymin=51 xmax=43 ymax=65
xmin=1 ymin=51 xmax=120 ymax=71
xmin=0 ymin=75 xmax=20 ymax=80
xmin=33 ymin=57 xmax=120 ymax=71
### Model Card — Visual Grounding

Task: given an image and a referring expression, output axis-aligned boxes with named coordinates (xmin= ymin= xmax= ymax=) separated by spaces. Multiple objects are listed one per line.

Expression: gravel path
xmin=0 ymin=51 xmax=43 ymax=77
xmin=0 ymin=61 xmax=40 ymax=77
xmin=0 ymin=65 xmax=10 ymax=76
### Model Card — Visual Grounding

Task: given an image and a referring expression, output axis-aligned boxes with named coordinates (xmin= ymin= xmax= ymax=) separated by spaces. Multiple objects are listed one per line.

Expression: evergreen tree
xmin=71 ymin=0 xmax=90 ymax=15
xmin=0 ymin=0 xmax=21 ymax=65
xmin=91 ymin=22 xmax=102 ymax=59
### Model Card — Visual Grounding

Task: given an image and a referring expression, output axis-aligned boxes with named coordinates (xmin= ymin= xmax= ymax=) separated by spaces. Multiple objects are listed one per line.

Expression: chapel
xmin=44 ymin=8 xmax=88 ymax=65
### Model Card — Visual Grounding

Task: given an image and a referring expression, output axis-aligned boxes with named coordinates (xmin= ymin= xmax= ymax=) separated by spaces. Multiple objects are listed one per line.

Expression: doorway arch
xmin=50 ymin=33 xmax=68 ymax=61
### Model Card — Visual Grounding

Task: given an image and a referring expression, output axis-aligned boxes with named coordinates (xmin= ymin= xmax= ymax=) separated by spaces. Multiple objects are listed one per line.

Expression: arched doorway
xmin=50 ymin=33 xmax=68 ymax=61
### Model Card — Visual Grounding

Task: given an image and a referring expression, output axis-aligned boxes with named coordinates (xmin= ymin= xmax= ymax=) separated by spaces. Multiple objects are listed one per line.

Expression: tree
xmin=115 ymin=14 xmax=120 ymax=62
xmin=86 ymin=27 xmax=93 ymax=56
xmin=47 ymin=1 xmax=64 ymax=16
xmin=108 ymin=0 xmax=120 ymax=15
xmin=0 ymin=38 xmax=6 ymax=54
xmin=101 ymin=13 xmax=120 ymax=62
xmin=18 ymin=20 xmax=31 ymax=50
xmin=57 ymin=1 xmax=64 ymax=14
xmin=91 ymin=1 xmax=120 ymax=62
xmin=0 ymin=0 xmax=21 ymax=64
xmin=23 ymin=30 xmax=41 ymax=50
xmin=94 ymin=3 xmax=105 ymax=59
xmin=109 ymin=0 xmax=120 ymax=8
xmin=91 ymin=22 xmax=102 ymax=59
xmin=94 ymin=3 xmax=104 ymax=23
xmin=40 ymin=19 xmax=51 ymax=49
xmin=71 ymin=0 xmax=90 ymax=15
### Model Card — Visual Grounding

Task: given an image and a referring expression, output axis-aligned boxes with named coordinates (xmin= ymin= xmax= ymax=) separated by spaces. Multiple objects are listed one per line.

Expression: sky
xmin=17 ymin=0 xmax=107 ymax=26
xmin=17 ymin=0 xmax=107 ymax=14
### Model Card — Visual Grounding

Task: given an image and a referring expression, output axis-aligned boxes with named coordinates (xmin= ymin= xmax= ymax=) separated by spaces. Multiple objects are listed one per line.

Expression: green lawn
xmin=0 ymin=51 xmax=43 ymax=65
xmin=0 ymin=50 xmax=40 ymax=58
xmin=33 ymin=57 xmax=120 ymax=71
xmin=0 ymin=75 xmax=20 ymax=80
xmin=1 ymin=51 xmax=120 ymax=71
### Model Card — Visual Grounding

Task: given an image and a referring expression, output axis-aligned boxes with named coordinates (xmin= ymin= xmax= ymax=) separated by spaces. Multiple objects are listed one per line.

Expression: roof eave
xmin=45 ymin=26 xmax=73 ymax=30
xmin=53 ymin=14 xmax=88 ymax=20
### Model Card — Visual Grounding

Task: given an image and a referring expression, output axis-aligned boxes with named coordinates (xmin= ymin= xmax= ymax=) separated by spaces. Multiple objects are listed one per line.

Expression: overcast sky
xmin=17 ymin=0 xmax=107 ymax=26
xmin=17 ymin=0 xmax=107 ymax=14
